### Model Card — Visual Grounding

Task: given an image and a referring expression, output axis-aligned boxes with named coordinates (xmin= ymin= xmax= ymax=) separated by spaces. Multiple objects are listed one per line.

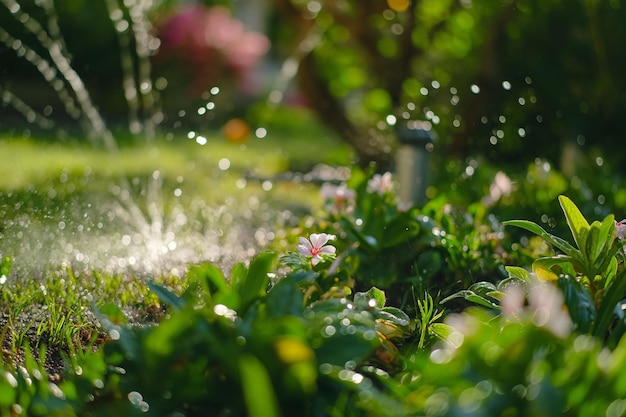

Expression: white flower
xmin=367 ymin=172 xmax=393 ymax=195
xmin=297 ymin=233 xmax=336 ymax=266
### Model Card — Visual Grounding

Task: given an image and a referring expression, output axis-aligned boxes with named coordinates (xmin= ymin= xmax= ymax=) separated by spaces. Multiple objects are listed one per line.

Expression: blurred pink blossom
xmin=502 ymin=281 xmax=572 ymax=338
xmin=321 ymin=183 xmax=356 ymax=213
xmin=367 ymin=172 xmax=394 ymax=195
xmin=156 ymin=5 xmax=270 ymax=93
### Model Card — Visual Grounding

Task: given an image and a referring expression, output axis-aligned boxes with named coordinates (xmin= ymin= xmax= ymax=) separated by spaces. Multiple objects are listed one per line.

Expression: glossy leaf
xmin=505 ymin=266 xmax=532 ymax=282
xmin=594 ymin=269 xmax=626 ymax=340
xmin=238 ymin=252 xmax=276 ymax=311
xmin=558 ymin=195 xmax=590 ymax=259
xmin=557 ymin=275 xmax=596 ymax=333
xmin=532 ymin=256 xmax=576 ymax=280
xmin=429 ymin=323 xmax=455 ymax=340
xmin=586 ymin=215 xmax=614 ymax=265
xmin=441 ymin=289 xmax=500 ymax=310
xmin=503 ymin=219 xmax=578 ymax=257
xmin=355 ymin=287 xmax=386 ymax=308
xmin=266 ymin=271 xmax=317 ymax=317
xmin=148 ymin=282 xmax=185 ymax=312
xmin=187 ymin=262 xmax=228 ymax=296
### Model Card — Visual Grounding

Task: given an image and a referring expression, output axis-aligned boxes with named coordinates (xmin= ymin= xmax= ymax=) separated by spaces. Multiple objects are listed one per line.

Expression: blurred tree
xmin=272 ymin=0 xmax=626 ymax=172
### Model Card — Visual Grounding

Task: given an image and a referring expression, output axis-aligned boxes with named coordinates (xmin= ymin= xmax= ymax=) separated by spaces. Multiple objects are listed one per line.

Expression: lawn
xmin=0 ymin=109 xmax=352 ymax=375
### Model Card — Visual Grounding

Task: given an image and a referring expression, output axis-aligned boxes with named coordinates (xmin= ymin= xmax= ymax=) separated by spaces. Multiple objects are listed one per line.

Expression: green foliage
xmin=504 ymin=195 xmax=626 ymax=344
xmin=5 ymin=186 xmax=626 ymax=416
xmin=44 ymin=251 xmax=418 ymax=416
xmin=275 ymin=0 xmax=626 ymax=174
xmin=311 ymin=169 xmax=509 ymax=312
xmin=397 ymin=307 xmax=626 ymax=417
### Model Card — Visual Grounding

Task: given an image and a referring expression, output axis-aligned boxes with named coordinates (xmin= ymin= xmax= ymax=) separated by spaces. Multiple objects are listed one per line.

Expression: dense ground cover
xmin=2 ymin=120 xmax=626 ymax=416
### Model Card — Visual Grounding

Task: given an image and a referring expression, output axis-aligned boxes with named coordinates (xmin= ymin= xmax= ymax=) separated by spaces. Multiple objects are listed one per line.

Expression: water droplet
xmin=351 ymin=373 xmax=364 ymax=384
xmin=363 ymin=329 xmax=377 ymax=340
xmin=255 ymin=127 xmax=267 ymax=138
xmin=109 ymin=329 xmax=120 ymax=340
xmin=502 ymin=80 xmax=511 ymax=90
xmin=307 ymin=1 xmax=322 ymax=14
xmin=322 ymin=325 xmax=336 ymax=337
xmin=319 ymin=363 xmax=333 ymax=374
xmin=236 ymin=178 xmax=247 ymax=189
xmin=128 ymin=391 xmax=143 ymax=406
xmin=470 ymin=84 xmax=480 ymax=94
xmin=218 ymin=158 xmax=231 ymax=171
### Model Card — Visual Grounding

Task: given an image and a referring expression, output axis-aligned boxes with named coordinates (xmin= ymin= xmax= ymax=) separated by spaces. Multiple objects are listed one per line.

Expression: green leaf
xmin=187 ymin=262 xmax=228 ymax=296
xmin=586 ymin=215 xmax=615 ymax=265
xmin=557 ymin=275 xmax=596 ymax=333
xmin=468 ymin=281 xmax=497 ymax=296
xmin=266 ymin=271 xmax=317 ymax=317
xmin=355 ymin=287 xmax=386 ymax=308
xmin=603 ymin=256 xmax=619 ymax=289
xmin=505 ymin=266 xmax=532 ymax=282
xmin=230 ymin=262 xmax=248 ymax=292
xmin=149 ymin=282 xmax=185 ymax=312
xmin=429 ymin=323 xmax=454 ymax=340
xmin=441 ymin=290 xmax=500 ymax=309
xmin=239 ymin=252 xmax=276 ymax=310
xmin=503 ymin=219 xmax=578 ymax=257
xmin=379 ymin=307 xmax=411 ymax=328
xmin=558 ymin=195 xmax=590 ymax=256
xmin=239 ymin=354 xmax=282 ymax=417
xmin=594 ymin=269 xmax=626 ymax=339
xmin=532 ymin=255 xmax=577 ymax=279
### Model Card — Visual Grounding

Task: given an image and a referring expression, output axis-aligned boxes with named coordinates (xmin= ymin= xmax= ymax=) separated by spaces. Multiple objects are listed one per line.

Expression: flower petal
xmin=309 ymin=233 xmax=329 ymax=249
xmin=318 ymin=246 xmax=336 ymax=255
xmin=297 ymin=237 xmax=313 ymax=255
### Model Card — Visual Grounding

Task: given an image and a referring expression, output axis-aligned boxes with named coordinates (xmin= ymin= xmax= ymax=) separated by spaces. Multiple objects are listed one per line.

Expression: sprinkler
xmin=395 ymin=126 xmax=436 ymax=208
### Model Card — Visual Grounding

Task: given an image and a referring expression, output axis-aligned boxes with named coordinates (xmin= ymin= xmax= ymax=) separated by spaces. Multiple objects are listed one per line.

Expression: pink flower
xmin=297 ymin=233 xmax=336 ymax=266
xmin=367 ymin=172 xmax=394 ymax=195
xmin=501 ymin=282 xmax=572 ymax=338
xmin=321 ymin=183 xmax=355 ymax=213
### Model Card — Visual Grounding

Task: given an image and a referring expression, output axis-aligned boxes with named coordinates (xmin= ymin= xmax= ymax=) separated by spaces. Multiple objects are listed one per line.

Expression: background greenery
xmin=2 ymin=0 xmax=626 ymax=415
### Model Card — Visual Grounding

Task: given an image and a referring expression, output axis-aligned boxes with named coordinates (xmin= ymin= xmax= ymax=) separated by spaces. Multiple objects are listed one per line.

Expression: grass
xmin=0 ymin=107 xmax=353 ymax=371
